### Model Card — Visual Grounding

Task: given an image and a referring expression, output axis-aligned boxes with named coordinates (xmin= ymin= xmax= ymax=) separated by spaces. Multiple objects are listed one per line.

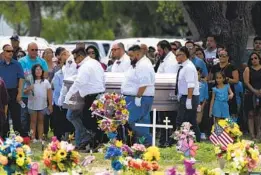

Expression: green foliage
xmin=0 ymin=1 xmax=30 ymax=35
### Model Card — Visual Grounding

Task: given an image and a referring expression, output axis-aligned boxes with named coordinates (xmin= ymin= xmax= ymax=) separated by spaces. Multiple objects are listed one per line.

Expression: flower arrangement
xmin=172 ymin=122 xmax=198 ymax=158
xmin=0 ymin=135 xmax=32 ymax=175
xmin=211 ymin=118 xmax=242 ymax=141
xmin=214 ymin=145 xmax=227 ymax=159
xmin=90 ymin=93 xmax=129 ymax=134
xmin=126 ymin=146 xmax=160 ymax=173
xmin=226 ymin=140 xmax=260 ymax=173
xmin=42 ymin=137 xmax=80 ymax=173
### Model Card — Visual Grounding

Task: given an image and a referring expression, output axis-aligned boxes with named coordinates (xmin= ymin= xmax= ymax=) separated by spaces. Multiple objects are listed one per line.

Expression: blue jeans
xmin=66 ymin=109 xmax=92 ymax=146
xmin=21 ymin=98 xmax=30 ymax=137
xmin=125 ymin=96 xmax=153 ymax=145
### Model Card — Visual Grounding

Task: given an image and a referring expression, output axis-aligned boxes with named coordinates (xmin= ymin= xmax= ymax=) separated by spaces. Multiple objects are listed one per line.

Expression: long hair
xmin=31 ymin=64 xmax=44 ymax=83
xmin=247 ymin=52 xmax=261 ymax=67
xmin=215 ymin=71 xmax=227 ymax=86
xmin=86 ymin=45 xmax=100 ymax=62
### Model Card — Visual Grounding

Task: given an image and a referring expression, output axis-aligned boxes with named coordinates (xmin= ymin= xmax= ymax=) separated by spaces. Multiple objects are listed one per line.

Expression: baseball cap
xmin=10 ymin=34 xmax=20 ymax=41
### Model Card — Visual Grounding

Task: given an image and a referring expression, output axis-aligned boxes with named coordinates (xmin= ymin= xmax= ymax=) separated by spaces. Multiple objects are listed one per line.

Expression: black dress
xmin=211 ymin=63 xmax=238 ymax=115
xmin=244 ymin=67 xmax=261 ymax=112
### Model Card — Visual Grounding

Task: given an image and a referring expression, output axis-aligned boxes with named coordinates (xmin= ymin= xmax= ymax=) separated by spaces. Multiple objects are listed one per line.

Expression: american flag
xmin=209 ymin=123 xmax=234 ymax=147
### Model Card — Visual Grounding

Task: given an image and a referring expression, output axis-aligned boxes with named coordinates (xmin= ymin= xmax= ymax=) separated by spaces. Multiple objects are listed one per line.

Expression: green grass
xmin=25 ymin=139 xmax=261 ymax=174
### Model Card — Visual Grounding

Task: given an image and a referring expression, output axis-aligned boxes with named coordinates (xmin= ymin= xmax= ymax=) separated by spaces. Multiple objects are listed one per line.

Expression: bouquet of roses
xmin=226 ymin=140 xmax=260 ymax=173
xmin=42 ymin=137 xmax=80 ymax=173
xmin=90 ymin=93 xmax=129 ymax=137
xmin=0 ymin=135 xmax=32 ymax=175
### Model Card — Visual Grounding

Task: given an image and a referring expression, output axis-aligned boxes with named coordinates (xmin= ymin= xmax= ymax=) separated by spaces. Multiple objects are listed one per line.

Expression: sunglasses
xmin=31 ymin=49 xmax=38 ymax=52
xmin=171 ymin=48 xmax=177 ymax=51
xmin=4 ymin=50 xmax=13 ymax=53
xmin=251 ymin=57 xmax=259 ymax=61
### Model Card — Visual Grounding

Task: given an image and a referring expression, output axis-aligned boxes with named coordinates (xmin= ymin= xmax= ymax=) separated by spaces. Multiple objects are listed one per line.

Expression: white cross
xmin=135 ymin=109 xmax=173 ymax=146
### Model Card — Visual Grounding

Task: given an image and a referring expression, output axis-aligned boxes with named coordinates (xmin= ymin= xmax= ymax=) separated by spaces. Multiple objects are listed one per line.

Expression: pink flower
xmin=131 ymin=143 xmax=146 ymax=152
xmin=51 ymin=136 xmax=57 ymax=142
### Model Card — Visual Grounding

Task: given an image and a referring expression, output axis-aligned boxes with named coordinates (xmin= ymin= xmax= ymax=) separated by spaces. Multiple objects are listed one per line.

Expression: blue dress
xmin=212 ymin=84 xmax=230 ymax=118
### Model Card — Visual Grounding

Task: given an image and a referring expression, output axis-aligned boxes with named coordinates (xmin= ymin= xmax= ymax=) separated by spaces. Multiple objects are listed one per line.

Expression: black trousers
xmin=6 ymin=88 xmax=22 ymax=136
xmin=52 ymin=104 xmax=74 ymax=140
xmin=176 ymin=95 xmax=200 ymax=142
xmin=83 ymin=93 xmax=106 ymax=145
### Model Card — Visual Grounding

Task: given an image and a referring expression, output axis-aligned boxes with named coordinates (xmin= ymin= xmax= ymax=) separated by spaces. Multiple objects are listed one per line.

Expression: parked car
xmin=0 ymin=36 xmax=50 ymax=55
xmin=64 ymin=40 xmax=112 ymax=64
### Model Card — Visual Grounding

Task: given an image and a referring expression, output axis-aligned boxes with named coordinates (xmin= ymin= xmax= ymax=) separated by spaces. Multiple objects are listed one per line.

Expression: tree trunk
xmin=28 ymin=1 xmax=42 ymax=36
xmin=252 ymin=2 xmax=261 ymax=36
xmin=182 ymin=1 xmax=256 ymax=66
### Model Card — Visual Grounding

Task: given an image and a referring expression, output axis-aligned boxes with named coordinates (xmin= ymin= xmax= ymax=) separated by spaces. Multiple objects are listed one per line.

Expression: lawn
xmin=28 ymin=139 xmax=261 ymax=175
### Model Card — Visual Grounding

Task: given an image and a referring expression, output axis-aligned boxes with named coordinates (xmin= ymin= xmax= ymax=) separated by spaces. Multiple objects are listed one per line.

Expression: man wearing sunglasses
xmin=18 ymin=42 xmax=48 ymax=137
xmin=0 ymin=44 xmax=24 ymax=137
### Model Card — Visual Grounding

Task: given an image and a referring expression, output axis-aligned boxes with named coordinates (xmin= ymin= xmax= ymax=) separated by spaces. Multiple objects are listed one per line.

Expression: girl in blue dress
xmin=209 ymin=72 xmax=234 ymax=120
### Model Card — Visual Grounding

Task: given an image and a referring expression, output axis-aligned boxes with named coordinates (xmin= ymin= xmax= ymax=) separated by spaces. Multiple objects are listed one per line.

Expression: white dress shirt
xmin=121 ymin=56 xmax=155 ymax=97
xmin=177 ymin=59 xmax=199 ymax=96
xmin=157 ymin=51 xmax=178 ymax=73
xmin=111 ymin=53 xmax=131 ymax=72
xmin=65 ymin=57 xmax=105 ymax=102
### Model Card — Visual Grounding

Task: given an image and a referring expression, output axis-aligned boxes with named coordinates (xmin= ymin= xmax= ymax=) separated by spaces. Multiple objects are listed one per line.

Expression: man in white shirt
xmin=111 ymin=43 xmax=131 ymax=72
xmin=121 ymin=45 xmax=155 ymax=145
xmin=64 ymin=47 xmax=105 ymax=150
xmin=175 ymin=46 xmax=200 ymax=142
xmin=155 ymin=40 xmax=178 ymax=73
xmin=154 ymin=40 xmax=178 ymax=147
xmin=204 ymin=35 xmax=217 ymax=65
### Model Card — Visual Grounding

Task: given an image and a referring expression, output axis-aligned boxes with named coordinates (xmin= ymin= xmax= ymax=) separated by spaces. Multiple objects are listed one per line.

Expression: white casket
xmin=62 ymin=72 xmax=178 ymax=111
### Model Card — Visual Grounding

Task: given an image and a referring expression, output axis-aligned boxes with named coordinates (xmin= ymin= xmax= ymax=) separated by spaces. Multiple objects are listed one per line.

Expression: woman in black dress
xmin=209 ymin=49 xmax=239 ymax=119
xmin=243 ymin=52 xmax=261 ymax=139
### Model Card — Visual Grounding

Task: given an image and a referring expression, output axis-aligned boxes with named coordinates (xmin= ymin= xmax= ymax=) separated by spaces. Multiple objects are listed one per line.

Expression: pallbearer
xmin=121 ymin=45 xmax=155 ymax=146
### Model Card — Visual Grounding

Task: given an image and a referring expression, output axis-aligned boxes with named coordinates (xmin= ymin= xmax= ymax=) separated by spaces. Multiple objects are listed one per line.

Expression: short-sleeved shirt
xmin=18 ymin=55 xmax=48 ymax=97
xmin=199 ymin=81 xmax=208 ymax=103
xmin=121 ymin=56 xmax=155 ymax=96
xmin=191 ymin=57 xmax=208 ymax=77
xmin=0 ymin=59 xmax=24 ymax=89
xmin=28 ymin=79 xmax=51 ymax=110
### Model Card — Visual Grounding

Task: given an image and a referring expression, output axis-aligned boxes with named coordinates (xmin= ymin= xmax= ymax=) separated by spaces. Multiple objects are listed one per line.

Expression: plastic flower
xmin=143 ymin=146 xmax=160 ymax=161
xmin=105 ymin=146 xmax=122 ymax=159
xmin=131 ymin=143 xmax=146 ymax=152
xmin=17 ymin=151 xmax=25 ymax=159
xmin=15 ymin=136 xmax=24 ymax=143
xmin=16 ymin=157 xmax=25 ymax=166
xmin=115 ymin=140 xmax=123 ymax=148
xmin=111 ymin=160 xmax=123 ymax=171
xmin=0 ymin=155 xmax=8 ymax=165
xmin=56 ymin=149 xmax=67 ymax=162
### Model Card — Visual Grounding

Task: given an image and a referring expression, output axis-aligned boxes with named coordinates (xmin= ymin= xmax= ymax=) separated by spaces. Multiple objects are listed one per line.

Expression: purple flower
xmin=121 ymin=144 xmax=133 ymax=156
xmin=165 ymin=167 xmax=176 ymax=175
xmin=184 ymin=159 xmax=196 ymax=175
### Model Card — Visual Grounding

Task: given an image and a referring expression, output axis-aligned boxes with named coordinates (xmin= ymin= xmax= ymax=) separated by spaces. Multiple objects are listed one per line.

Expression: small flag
xmin=209 ymin=123 xmax=233 ymax=147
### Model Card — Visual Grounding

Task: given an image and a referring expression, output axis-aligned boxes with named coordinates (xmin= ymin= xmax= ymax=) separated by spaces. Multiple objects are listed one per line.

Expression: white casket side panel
xmin=63 ymin=72 xmax=178 ymax=111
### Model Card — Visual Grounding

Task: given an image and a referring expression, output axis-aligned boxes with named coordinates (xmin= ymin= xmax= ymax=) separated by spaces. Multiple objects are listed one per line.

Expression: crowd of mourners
xmin=0 ymin=34 xmax=260 ymax=151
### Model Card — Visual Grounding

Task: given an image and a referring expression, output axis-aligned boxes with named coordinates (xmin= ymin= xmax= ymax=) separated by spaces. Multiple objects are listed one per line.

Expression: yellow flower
xmin=119 ymin=100 xmax=126 ymax=106
xmin=122 ymin=109 xmax=128 ymax=115
xmin=17 ymin=152 xmax=25 ymax=159
xmin=214 ymin=147 xmax=221 ymax=154
xmin=16 ymin=148 xmax=24 ymax=154
xmin=15 ymin=136 xmax=23 ymax=143
xmin=16 ymin=158 xmax=24 ymax=166
xmin=144 ymin=146 xmax=160 ymax=161
xmin=43 ymin=150 xmax=52 ymax=159
xmin=115 ymin=140 xmax=123 ymax=148
xmin=56 ymin=149 xmax=67 ymax=162
xmin=25 ymin=157 xmax=31 ymax=164
xmin=71 ymin=151 xmax=80 ymax=159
